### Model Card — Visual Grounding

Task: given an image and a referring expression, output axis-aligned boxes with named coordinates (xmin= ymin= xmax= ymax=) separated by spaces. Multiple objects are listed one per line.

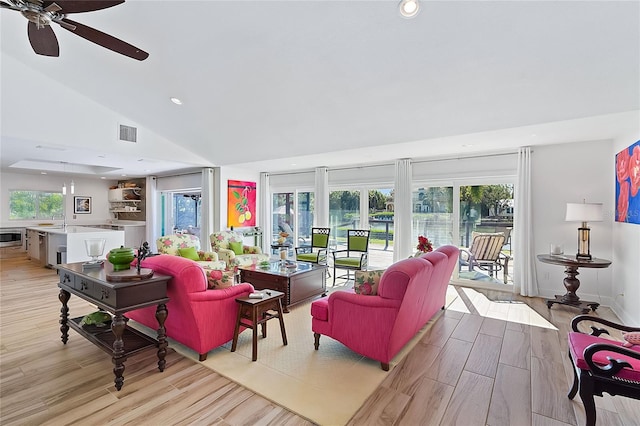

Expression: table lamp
xmin=565 ymin=201 xmax=603 ymax=260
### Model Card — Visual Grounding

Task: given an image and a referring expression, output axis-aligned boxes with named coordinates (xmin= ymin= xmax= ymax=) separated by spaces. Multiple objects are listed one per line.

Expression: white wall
xmin=532 ymin=140 xmax=616 ymax=314
xmin=0 ymin=172 xmax=117 ymax=228
xmin=611 ymin=135 xmax=640 ymax=325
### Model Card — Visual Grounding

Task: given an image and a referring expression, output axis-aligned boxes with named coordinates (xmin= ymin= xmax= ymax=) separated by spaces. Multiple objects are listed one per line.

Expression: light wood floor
xmin=1 ymin=246 xmax=638 ymax=425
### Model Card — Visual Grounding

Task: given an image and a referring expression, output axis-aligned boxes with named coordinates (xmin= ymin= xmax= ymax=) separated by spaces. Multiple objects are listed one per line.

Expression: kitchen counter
xmin=26 ymin=226 xmax=124 ymax=267
xmin=26 ymin=225 xmax=120 ymax=234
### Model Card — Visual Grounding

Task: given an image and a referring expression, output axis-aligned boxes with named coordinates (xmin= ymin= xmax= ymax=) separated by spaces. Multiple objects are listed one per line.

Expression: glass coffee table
xmin=239 ymin=261 xmax=327 ymax=313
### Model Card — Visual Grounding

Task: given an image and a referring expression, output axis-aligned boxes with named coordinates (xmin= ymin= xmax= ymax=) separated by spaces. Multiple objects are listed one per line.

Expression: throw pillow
xmin=354 ymin=270 xmax=384 ymax=295
xmin=229 ymin=241 xmax=244 ymax=255
xmin=178 ymin=247 xmax=200 ymax=261
xmin=622 ymin=331 xmax=640 ymax=347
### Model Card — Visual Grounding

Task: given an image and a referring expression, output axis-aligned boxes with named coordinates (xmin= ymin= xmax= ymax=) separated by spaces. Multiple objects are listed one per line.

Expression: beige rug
xmin=146 ymin=285 xmax=459 ymax=426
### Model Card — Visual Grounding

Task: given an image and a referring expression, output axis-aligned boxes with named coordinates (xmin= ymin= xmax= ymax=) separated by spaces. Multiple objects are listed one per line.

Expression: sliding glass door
xmin=457 ymin=183 xmax=514 ymax=286
xmin=412 ymin=181 xmax=514 ymax=288
xmin=160 ymin=191 xmax=202 ymax=236
xmin=412 ymin=186 xmax=455 ymax=248
xmin=329 ymin=189 xmax=361 ymax=252
xmin=272 ymin=190 xmax=314 ymax=250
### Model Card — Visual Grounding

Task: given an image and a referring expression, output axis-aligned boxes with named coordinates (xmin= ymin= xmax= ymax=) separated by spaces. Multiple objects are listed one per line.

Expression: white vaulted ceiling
xmin=1 ymin=0 xmax=639 ymax=178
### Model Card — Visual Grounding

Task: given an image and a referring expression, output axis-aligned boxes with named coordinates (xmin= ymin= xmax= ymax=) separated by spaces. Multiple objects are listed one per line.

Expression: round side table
xmin=537 ymin=254 xmax=611 ymax=314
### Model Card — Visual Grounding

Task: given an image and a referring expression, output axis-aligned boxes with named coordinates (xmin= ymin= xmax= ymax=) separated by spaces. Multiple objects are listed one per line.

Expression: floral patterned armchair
xmin=156 ymin=234 xmax=237 ymax=289
xmin=209 ymin=230 xmax=269 ymax=268
xmin=156 ymin=234 xmax=226 ymax=270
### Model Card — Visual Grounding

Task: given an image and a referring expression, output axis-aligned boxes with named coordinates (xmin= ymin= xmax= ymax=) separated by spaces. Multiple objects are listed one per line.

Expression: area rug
xmin=145 ymin=286 xmax=459 ymax=426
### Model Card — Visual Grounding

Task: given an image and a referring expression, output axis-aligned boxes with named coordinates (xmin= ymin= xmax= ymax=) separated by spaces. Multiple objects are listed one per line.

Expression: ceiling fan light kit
xmin=1 ymin=0 xmax=149 ymax=60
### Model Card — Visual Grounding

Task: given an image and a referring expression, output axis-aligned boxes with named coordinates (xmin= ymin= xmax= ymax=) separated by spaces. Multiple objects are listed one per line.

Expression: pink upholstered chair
xmin=126 ymin=255 xmax=254 ymax=361
xmin=567 ymin=315 xmax=640 ymax=426
xmin=311 ymin=245 xmax=459 ymax=370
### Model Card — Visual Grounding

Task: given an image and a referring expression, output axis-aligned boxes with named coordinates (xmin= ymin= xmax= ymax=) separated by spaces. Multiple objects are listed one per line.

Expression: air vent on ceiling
xmin=119 ymin=124 xmax=137 ymax=143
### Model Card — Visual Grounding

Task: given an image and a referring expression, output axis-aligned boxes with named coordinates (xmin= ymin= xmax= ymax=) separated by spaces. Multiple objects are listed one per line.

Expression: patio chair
xmin=295 ymin=227 xmax=330 ymax=267
xmin=459 ymin=232 xmax=510 ymax=283
xmin=332 ymin=229 xmax=370 ymax=286
xmin=567 ymin=315 xmax=639 ymax=426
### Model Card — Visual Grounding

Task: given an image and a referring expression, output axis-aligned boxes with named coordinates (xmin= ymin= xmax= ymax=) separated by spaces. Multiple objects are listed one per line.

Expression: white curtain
xmin=260 ymin=172 xmax=271 ymax=253
xmin=200 ymin=168 xmax=214 ymax=250
xmin=315 ymin=167 xmax=329 ymax=227
xmin=394 ymin=159 xmax=413 ymax=262
xmin=514 ymin=147 xmax=538 ymax=296
xmin=145 ymin=176 xmax=158 ymax=252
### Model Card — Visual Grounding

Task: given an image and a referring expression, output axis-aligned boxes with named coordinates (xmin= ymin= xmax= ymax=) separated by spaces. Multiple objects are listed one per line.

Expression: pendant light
xmin=70 ymin=180 xmax=75 ymax=195
xmin=62 ymin=182 xmax=67 ymax=195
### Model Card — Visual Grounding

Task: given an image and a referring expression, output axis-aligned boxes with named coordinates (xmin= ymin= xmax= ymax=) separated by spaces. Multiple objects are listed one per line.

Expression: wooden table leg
xmin=58 ymin=289 xmax=70 ymax=344
xmin=231 ymin=305 xmax=243 ymax=353
xmin=155 ymin=303 xmax=168 ymax=372
xmin=251 ymin=305 xmax=258 ymax=362
xmin=111 ymin=314 xmax=127 ymax=391
xmin=276 ymin=299 xmax=288 ymax=346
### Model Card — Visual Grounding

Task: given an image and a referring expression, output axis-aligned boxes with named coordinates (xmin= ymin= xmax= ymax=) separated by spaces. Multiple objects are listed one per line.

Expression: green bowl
xmin=108 ymin=246 xmax=135 ymax=271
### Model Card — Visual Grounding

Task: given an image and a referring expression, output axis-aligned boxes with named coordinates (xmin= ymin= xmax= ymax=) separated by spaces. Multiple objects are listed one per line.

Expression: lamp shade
xmin=565 ymin=202 xmax=603 ymax=222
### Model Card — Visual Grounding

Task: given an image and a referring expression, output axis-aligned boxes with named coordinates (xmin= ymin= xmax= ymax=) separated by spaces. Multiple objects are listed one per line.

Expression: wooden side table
xmin=231 ymin=290 xmax=287 ymax=361
xmin=537 ymin=254 xmax=612 ymax=314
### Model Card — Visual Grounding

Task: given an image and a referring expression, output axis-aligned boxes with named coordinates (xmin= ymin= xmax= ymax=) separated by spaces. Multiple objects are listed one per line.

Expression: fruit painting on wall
xmin=227 ymin=180 xmax=257 ymax=227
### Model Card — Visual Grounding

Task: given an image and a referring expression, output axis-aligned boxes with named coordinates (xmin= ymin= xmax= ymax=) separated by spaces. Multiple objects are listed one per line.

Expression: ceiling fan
xmin=0 ymin=0 xmax=148 ymax=60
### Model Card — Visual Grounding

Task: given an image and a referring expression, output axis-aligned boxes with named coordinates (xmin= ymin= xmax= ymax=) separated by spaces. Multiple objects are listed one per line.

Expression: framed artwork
xmin=615 ymin=140 xmax=640 ymax=224
xmin=227 ymin=180 xmax=256 ymax=227
xmin=74 ymin=196 xmax=92 ymax=214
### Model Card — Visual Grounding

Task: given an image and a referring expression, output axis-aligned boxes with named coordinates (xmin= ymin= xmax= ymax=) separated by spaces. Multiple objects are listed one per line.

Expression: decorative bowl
xmin=108 ymin=246 xmax=135 ymax=271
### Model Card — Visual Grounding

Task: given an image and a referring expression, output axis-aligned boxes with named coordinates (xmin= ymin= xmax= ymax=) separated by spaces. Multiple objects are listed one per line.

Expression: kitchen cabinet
xmin=27 ymin=229 xmax=39 ymax=260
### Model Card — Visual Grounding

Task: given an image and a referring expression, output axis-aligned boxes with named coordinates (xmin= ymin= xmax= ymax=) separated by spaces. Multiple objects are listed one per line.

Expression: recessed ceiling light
xmin=399 ymin=0 xmax=419 ymax=18
xmin=121 ymin=174 xmax=127 ymax=177
xmin=144 ymin=169 xmax=151 ymax=172
xmin=41 ymin=171 xmax=47 ymax=174
xmin=100 ymin=177 xmax=106 ymax=179
xmin=170 ymin=97 xmax=183 ymax=105
xmin=462 ymin=144 xmax=474 ymax=148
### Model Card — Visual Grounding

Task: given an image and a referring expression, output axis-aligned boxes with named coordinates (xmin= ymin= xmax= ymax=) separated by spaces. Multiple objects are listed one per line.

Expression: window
xmin=9 ymin=190 xmax=63 ymax=220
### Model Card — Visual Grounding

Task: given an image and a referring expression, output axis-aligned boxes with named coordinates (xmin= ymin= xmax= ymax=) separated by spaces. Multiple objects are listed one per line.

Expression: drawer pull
xmin=101 ymin=289 xmax=110 ymax=300
xmin=80 ymin=281 xmax=89 ymax=291
xmin=62 ymin=273 xmax=71 ymax=283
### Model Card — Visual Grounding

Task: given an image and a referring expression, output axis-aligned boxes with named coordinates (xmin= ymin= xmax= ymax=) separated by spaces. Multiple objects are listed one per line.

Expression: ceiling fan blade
xmin=59 ymin=18 xmax=148 ymax=61
xmin=0 ymin=2 xmax=21 ymax=12
xmin=27 ymin=21 xmax=60 ymax=57
xmin=44 ymin=1 xmax=124 ymax=14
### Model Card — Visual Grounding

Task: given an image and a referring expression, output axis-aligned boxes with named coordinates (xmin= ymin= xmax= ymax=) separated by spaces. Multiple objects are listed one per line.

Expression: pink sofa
xmin=311 ymin=245 xmax=459 ymax=370
xmin=126 ymin=254 xmax=254 ymax=361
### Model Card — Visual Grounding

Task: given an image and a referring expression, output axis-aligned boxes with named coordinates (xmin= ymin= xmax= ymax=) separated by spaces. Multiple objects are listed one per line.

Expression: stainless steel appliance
xmin=0 ymin=228 xmax=24 ymax=248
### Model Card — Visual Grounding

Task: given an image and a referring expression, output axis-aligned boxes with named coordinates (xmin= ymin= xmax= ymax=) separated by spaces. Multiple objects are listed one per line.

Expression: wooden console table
xmin=537 ymin=254 xmax=611 ymax=314
xmin=57 ymin=262 xmax=170 ymax=391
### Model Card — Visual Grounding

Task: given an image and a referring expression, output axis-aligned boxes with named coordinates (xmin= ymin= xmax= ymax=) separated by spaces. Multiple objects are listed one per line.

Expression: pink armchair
xmin=126 ymin=254 xmax=254 ymax=361
xmin=311 ymin=245 xmax=459 ymax=370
